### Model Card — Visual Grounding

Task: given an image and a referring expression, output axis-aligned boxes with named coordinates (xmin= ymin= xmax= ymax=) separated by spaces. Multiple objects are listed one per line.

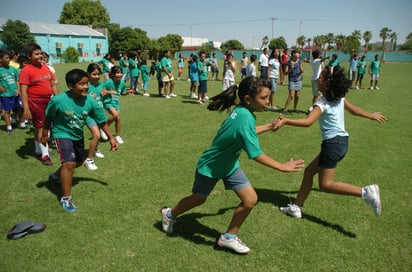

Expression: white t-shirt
xmin=310 ymin=58 xmax=323 ymax=80
xmin=259 ymin=53 xmax=268 ymax=67
xmin=246 ymin=63 xmax=256 ymax=77
xmin=268 ymin=58 xmax=280 ymax=79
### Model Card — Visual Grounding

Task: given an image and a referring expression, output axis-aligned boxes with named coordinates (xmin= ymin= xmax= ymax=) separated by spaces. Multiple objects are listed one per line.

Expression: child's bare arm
xmin=344 ymin=99 xmax=387 ymax=123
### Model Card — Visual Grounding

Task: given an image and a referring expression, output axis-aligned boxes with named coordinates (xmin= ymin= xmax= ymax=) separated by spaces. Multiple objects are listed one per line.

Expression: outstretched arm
xmin=275 ymin=107 xmax=322 ymax=129
xmin=254 ymin=154 xmax=304 ymax=172
xmin=344 ymin=99 xmax=387 ymax=123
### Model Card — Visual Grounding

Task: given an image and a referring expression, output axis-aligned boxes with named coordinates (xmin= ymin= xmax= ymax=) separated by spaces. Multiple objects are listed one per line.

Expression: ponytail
xmin=207 ymin=84 xmax=238 ymax=112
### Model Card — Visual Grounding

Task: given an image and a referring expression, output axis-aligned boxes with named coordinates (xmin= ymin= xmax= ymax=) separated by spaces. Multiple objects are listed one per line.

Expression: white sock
xmin=40 ymin=142 xmax=49 ymax=157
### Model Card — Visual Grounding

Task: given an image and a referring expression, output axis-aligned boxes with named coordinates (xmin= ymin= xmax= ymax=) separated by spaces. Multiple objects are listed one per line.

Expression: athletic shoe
xmin=370 ymin=86 xmax=374 ymax=90
xmin=375 ymin=86 xmax=379 ymax=90
xmin=217 ymin=234 xmax=250 ymax=254
xmin=115 ymin=136 xmax=124 ymax=144
xmin=280 ymin=204 xmax=302 ymax=218
xmin=48 ymin=173 xmax=60 ymax=184
xmin=100 ymin=129 xmax=108 ymax=141
xmin=204 ymin=96 xmax=209 ymax=101
xmin=160 ymin=206 xmax=176 ymax=234
xmin=362 ymin=184 xmax=381 ymax=216
xmin=143 ymin=93 xmax=150 ymax=97
xmin=94 ymin=150 xmax=105 ymax=158
xmin=41 ymin=156 xmax=53 ymax=166
xmin=84 ymin=158 xmax=98 ymax=171
xmin=190 ymin=93 xmax=198 ymax=99
xmin=165 ymin=95 xmax=171 ymax=99
xmin=356 ymin=86 xmax=360 ymax=90
xmin=7 ymin=129 xmax=13 ymax=135
xmin=170 ymin=93 xmax=177 ymax=97
xmin=19 ymin=124 xmax=27 ymax=129
xmin=60 ymin=197 xmax=77 ymax=212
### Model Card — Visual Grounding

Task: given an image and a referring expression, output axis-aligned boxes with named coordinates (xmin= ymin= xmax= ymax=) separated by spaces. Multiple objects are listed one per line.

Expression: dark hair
xmin=250 ymin=54 xmax=257 ymax=62
xmin=207 ymin=76 xmax=271 ymax=112
xmin=65 ymin=69 xmax=88 ymax=87
xmin=17 ymin=55 xmax=28 ymax=66
xmin=269 ymin=49 xmax=280 ymax=61
xmin=24 ymin=43 xmax=41 ymax=57
xmin=141 ymin=59 xmax=147 ymax=65
xmin=312 ymin=50 xmax=321 ymax=59
xmin=0 ymin=49 xmax=10 ymax=58
xmin=323 ymin=66 xmax=350 ymax=102
xmin=87 ymin=63 xmax=102 ymax=74
xmin=110 ymin=65 xmax=122 ymax=77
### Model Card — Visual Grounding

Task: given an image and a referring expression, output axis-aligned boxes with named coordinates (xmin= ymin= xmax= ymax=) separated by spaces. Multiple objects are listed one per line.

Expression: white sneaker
xmin=160 ymin=207 xmax=176 ymax=234
xmin=100 ymin=129 xmax=108 ymax=141
xmin=217 ymin=234 xmax=250 ymax=254
xmin=115 ymin=136 xmax=124 ymax=144
xmin=375 ymin=86 xmax=379 ymax=90
xmin=356 ymin=86 xmax=359 ymax=90
xmin=362 ymin=184 xmax=381 ymax=216
xmin=280 ymin=204 xmax=302 ymax=218
xmin=94 ymin=149 xmax=104 ymax=158
xmin=370 ymin=86 xmax=374 ymax=90
xmin=165 ymin=95 xmax=171 ymax=99
xmin=204 ymin=96 xmax=209 ymax=101
xmin=170 ymin=93 xmax=177 ymax=97
xmin=190 ymin=93 xmax=198 ymax=99
xmin=143 ymin=93 xmax=150 ymax=97
xmin=84 ymin=158 xmax=98 ymax=171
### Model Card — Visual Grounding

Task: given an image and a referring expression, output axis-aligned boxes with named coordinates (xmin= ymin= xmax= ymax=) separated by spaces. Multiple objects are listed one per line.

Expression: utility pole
xmin=271 ymin=17 xmax=276 ymax=40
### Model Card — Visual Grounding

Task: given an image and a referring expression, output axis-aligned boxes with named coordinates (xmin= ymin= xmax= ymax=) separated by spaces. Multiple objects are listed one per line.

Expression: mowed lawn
xmin=0 ymin=60 xmax=411 ymax=272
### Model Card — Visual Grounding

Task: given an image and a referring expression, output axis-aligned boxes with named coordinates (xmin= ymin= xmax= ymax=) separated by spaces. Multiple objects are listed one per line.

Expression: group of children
xmin=2 ymin=44 xmax=386 ymax=254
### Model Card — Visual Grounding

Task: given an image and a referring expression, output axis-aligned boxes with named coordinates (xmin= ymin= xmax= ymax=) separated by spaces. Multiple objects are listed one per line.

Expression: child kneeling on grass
xmin=42 ymin=69 xmax=118 ymax=212
xmin=275 ymin=66 xmax=386 ymax=218
xmin=160 ymin=76 xmax=305 ymax=254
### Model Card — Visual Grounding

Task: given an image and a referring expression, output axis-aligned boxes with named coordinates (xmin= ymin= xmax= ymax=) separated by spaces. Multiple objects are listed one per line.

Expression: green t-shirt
xmin=357 ymin=60 xmax=366 ymax=74
xmin=102 ymin=78 xmax=127 ymax=110
xmin=197 ymin=60 xmax=208 ymax=81
xmin=141 ymin=64 xmax=149 ymax=81
xmin=0 ymin=66 xmax=19 ymax=97
xmin=160 ymin=57 xmax=172 ymax=73
xmin=370 ymin=60 xmax=381 ymax=75
xmin=45 ymin=91 xmax=107 ymax=140
xmin=119 ymin=58 xmax=128 ymax=74
xmin=128 ymin=59 xmax=139 ymax=77
xmin=99 ymin=58 xmax=110 ymax=74
xmin=196 ymin=105 xmax=263 ymax=179
xmin=86 ymin=82 xmax=105 ymax=124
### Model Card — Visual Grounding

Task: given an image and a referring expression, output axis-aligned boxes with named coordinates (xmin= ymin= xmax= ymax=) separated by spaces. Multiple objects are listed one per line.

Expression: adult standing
xmin=258 ymin=48 xmax=269 ymax=79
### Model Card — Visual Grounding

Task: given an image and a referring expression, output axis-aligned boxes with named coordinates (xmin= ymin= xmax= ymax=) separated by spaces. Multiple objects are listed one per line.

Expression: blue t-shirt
xmin=314 ymin=97 xmax=349 ymax=140
xmin=196 ymin=105 xmax=263 ymax=179
xmin=189 ymin=62 xmax=199 ymax=82
xmin=288 ymin=60 xmax=302 ymax=82
xmin=45 ymin=91 xmax=107 ymax=140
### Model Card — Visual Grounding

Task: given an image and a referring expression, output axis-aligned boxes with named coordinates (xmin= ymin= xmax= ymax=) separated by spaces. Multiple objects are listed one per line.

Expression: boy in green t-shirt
xmin=369 ymin=54 xmax=381 ymax=90
xmin=42 ymin=69 xmax=118 ymax=212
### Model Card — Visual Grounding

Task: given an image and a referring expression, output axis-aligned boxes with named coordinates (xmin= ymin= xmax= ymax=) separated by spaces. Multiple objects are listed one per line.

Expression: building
xmin=0 ymin=18 xmax=108 ymax=63
xmin=181 ymin=36 xmax=221 ymax=51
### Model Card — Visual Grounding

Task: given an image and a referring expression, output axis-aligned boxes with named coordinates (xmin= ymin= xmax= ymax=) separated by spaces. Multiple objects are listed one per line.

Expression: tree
xmin=268 ymin=37 xmax=287 ymax=51
xmin=362 ymin=31 xmax=372 ymax=53
xmin=335 ymin=34 xmax=346 ymax=52
xmin=342 ymin=36 xmax=361 ymax=53
xmin=157 ymin=34 xmax=183 ymax=54
xmin=399 ymin=33 xmax=412 ymax=50
xmin=296 ymin=35 xmax=306 ymax=49
xmin=389 ymin=32 xmax=397 ymax=50
xmin=379 ymin=27 xmax=392 ymax=59
xmin=220 ymin=39 xmax=244 ymax=52
xmin=59 ymin=0 xmax=110 ymax=29
xmin=199 ymin=41 xmax=214 ymax=55
xmin=62 ymin=46 xmax=80 ymax=63
xmin=107 ymin=23 xmax=151 ymax=55
xmin=0 ymin=19 xmax=35 ymax=52
xmin=326 ymin=33 xmax=335 ymax=49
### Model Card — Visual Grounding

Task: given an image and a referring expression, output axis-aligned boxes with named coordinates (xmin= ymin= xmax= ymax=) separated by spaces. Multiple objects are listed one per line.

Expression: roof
xmin=0 ymin=18 xmax=105 ymax=37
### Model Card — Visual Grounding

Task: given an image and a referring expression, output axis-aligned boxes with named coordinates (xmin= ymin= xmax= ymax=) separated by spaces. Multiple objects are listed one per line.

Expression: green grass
xmin=0 ymin=61 xmax=411 ymax=271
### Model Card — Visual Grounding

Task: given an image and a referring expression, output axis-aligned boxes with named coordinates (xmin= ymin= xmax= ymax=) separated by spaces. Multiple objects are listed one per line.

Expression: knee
xmin=243 ymin=194 xmax=258 ymax=209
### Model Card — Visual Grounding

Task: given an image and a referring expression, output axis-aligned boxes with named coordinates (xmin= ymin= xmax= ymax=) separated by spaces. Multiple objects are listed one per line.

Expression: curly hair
xmin=207 ymin=76 xmax=271 ymax=112
xmin=323 ymin=66 xmax=351 ymax=102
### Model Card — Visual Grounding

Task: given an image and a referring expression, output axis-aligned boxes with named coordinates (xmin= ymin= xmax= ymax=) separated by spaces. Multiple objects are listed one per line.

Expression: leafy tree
xmin=379 ymin=27 xmax=392 ymax=50
xmin=59 ymin=0 xmax=110 ymax=29
xmin=199 ymin=41 xmax=214 ymax=55
xmin=268 ymin=37 xmax=287 ymax=50
xmin=107 ymin=23 xmax=151 ymax=55
xmin=157 ymin=34 xmax=183 ymax=54
xmin=62 ymin=46 xmax=80 ymax=63
xmin=342 ymin=36 xmax=361 ymax=53
xmin=296 ymin=35 xmax=306 ymax=49
xmin=0 ymin=19 xmax=35 ymax=52
xmin=389 ymin=32 xmax=397 ymax=50
xmin=399 ymin=33 xmax=412 ymax=50
xmin=221 ymin=39 xmax=244 ymax=52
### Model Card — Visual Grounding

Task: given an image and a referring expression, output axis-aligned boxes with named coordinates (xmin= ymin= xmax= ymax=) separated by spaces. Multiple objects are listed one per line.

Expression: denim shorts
xmin=288 ymin=80 xmax=302 ymax=91
xmin=192 ymin=168 xmax=251 ymax=197
xmin=319 ymin=135 xmax=349 ymax=168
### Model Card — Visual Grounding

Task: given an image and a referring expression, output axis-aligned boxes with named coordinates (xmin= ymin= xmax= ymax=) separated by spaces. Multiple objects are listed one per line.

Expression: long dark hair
xmin=207 ymin=76 xmax=271 ymax=112
xmin=323 ymin=66 xmax=350 ymax=102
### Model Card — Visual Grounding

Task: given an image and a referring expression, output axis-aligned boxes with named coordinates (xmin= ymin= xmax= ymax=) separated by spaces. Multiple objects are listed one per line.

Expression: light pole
xmin=271 ymin=17 xmax=276 ymax=40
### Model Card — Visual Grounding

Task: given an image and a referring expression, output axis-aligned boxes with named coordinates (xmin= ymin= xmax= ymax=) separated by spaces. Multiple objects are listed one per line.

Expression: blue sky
xmin=1 ymin=0 xmax=411 ymax=48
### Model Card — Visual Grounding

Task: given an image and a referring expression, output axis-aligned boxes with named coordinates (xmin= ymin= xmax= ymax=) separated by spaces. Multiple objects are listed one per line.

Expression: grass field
xmin=0 ymin=60 xmax=411 ymax=272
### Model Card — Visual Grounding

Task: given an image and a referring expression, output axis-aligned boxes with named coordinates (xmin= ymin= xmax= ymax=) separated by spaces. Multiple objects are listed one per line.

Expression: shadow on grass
xmin=36 ymin=176 xmax=108 ymax=200
xmin=15 ymin=136 xmax=35 ymax=160
xmin=255 ymin=188 xmax=356 ymax=238
xmin=154 ymin=207 xmax=235 ymax=247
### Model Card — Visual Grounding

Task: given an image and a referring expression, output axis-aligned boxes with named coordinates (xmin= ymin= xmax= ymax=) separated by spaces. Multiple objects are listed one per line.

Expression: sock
xmin=40 ymin=142 xmax=49 ymax=158
xmin=361 ymin=187 xmax=366 ymax=199
xmin=6 ymin=125 xmax=12 ymax=130
xmin=34 ymin=140 xmax=41 ymax=154
xmin=166 ymin=210 xmax=176 ymax=220
xmin=223 ymin=233 xmax=237 ymax=240
xmin=61 ymin=196 xmax=72 ymax=201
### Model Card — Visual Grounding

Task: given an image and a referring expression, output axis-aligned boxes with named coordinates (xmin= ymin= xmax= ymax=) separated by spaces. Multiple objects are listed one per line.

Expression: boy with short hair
xmin=0 ymin=49 xmax=24 ymax=134
xmin=369 ymin=54 xmax=381 ymax=90
xmin=19 ymin=43 xmax=58 ymax=166
xmin=43 ymin=69 xmax=118 ymax=212
xmin=246 ymin=54 xmax=257 ymax=77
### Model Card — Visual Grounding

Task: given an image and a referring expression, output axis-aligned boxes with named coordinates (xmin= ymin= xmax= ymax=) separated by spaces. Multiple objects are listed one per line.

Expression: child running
xmin=275 ymin=66 xmax=386 ymax=218
xmin=83 ymin=63 xmax=107 ymax=171
xmin=160 ymin=76 xmax=305 ymax=254
xmin=43 ymin=69 xmax=118 ymax=212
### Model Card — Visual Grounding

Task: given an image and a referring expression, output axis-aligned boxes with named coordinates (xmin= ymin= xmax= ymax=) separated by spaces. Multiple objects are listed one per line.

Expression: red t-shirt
xmin=19 ymin=64 xmax=55 ymax=98
xmin=281 ymin=52 xmax=289 ymax=64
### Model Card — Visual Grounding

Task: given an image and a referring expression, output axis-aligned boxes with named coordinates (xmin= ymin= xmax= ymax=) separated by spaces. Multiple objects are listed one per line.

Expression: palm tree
xmin=389 ymin=32 xmax=397 ymax=50
xmin=363 ymin=31 xmax=372 ymax=53
xmin=306 ymin=37 xmax=312 ymax=48
xmin=326 ymin=33 xmax=334 ymax=50
xmin=296 ymin=35 xmax=306 ymax=49
xmin=260 ymin=36 xmax=269 ymax=49
xmin=335 ymin=34 xmax=346 ymax=52
xmin=379 ymin=27 xmax=392 ymax=59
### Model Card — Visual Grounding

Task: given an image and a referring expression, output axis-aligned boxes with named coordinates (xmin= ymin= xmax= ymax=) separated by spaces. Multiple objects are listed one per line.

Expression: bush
xmin=62 ymin=47 xmax=80 ymax=63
